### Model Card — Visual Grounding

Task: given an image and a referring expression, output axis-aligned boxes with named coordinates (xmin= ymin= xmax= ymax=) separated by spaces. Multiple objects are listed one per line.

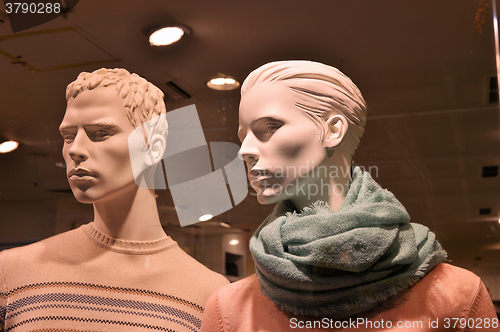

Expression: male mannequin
xmin=0 ymin=68 xmax=228 ymax=331
xmin=201 ymin=61 xmax=497 ymax=331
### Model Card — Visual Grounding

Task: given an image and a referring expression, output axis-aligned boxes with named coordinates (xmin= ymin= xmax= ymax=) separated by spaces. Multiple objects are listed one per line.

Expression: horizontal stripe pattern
xmin=3 ymin=282 xmax=203 ymax=332
xmin=7 ymin=282 xmax=203 ymax=313
xmin=0 ymin=224 xmax=229 ymax=331
xmin=6 ymin=316 xmax=177 ymax=332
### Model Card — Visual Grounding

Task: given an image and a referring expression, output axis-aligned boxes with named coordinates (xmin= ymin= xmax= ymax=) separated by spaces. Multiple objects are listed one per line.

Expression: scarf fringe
xmin=270 ymin=251 xmax=444 ymax=318
xmin=285 ymin=200 xmax=331 ymax=219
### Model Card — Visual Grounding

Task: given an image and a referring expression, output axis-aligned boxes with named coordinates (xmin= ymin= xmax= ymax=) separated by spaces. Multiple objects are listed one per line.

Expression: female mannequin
xmin=201 ymin=61 xmax=497 ymax=331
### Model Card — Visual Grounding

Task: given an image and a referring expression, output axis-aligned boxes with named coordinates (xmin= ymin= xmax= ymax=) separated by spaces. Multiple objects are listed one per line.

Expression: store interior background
xmin=0 ymin=0 xmax=499 ymax=302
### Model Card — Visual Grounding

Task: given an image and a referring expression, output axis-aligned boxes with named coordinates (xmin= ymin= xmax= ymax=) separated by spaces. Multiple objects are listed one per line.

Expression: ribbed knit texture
xmin=0 ymin=223 xmax=229 ymax=332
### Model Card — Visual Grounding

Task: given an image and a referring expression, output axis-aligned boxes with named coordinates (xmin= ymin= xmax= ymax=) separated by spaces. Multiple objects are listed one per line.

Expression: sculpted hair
xmin=241 ymin=60 xmax=367 ymax=158
xmin=66 ymin=68 xmax=167 ymax=130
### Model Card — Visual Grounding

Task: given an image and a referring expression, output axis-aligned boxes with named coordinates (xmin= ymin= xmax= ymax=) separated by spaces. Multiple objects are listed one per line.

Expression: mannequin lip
xmin=249 ymin=168 xmax=272 ymax=181
xmin=255 ymin=175 xmax=271 ymax=181
xmin=68 ymin=168 xmax=97 ymax=181
xmin=248 ymin=174 xmax=272 ymax=186
xmin=248 ymin=172 xmax=273 ymax=191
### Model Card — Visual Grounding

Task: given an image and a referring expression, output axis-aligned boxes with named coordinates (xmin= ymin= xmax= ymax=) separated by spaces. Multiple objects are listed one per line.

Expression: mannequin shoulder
xmin=0 ymin=227 xmax=83 ymax=264
xmin=208 ymin=274 xmax=265 ymax=308
xmin=165 ymin=245 xmax=230 ymax=288
xmin=395 ymin=263 xmax=486 ymax=304
xmin=370 ymin=263 xmax=496 ymax=323
xmin=420 ymin=262 xmax=483 ymax=292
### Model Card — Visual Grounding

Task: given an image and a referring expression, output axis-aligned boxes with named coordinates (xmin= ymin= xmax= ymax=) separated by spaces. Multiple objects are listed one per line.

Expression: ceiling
xmin=0 ymin=0 xmax=499 ymax=273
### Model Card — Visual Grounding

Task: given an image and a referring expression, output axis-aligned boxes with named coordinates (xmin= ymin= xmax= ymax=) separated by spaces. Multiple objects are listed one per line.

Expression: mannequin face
xmin=59 ymin=87 xmax=138 ymax=203
xmin=238 ymin=83 xmax=330 ymax=205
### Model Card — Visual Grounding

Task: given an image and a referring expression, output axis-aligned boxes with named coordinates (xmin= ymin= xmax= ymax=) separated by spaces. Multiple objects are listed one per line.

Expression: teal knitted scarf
xmin=250 ymin=166 xmax=447 ymax=319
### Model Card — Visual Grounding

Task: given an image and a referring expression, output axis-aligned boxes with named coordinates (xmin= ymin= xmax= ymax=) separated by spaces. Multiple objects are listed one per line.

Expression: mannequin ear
xmin=323 ymin=115 xmax=348 ymax=149
xmin=146 ymin=134 xmax=166 ymax=166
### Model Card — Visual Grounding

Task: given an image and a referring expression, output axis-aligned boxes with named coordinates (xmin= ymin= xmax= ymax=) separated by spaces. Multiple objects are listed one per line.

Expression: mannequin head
xmin=241 ymin=61 xmax=366 ymax=158
xmin=61 ymin=68 xmax=167 ymax=203
xmin=239 ymin=61 xmax=367 ymax=209
xmin=66 ymin=68 xmax=167 ymax=136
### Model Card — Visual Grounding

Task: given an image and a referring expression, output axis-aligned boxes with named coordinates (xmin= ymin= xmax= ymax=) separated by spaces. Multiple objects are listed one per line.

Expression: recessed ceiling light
xmin=199 ymin=214 xmax=213 ymax=222
xmin=149 ymin=26 xmax=185 ymax=46
xmin=229 ymin=239 xmax=239 ymax=245
xmin=0 ymin=140 xmax=19 ymax=153
xmin=207 ymin=76 xmax=240 ymax=91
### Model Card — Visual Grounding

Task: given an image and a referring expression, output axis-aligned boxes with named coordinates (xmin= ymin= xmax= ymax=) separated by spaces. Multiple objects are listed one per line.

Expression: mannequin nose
xmin=238 ymin=136 xmax=259 ymax=164
xmin=68 ymin=134 xmax=89 ymax=162
xmin=238 ymin=151 xmax=258 ymax=163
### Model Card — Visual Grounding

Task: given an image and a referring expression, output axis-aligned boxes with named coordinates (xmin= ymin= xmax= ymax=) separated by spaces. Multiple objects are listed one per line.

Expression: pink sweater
xmin=0 ymin=222 xmax=229 ymax=331
xmin=201 ymin=263 xmax=498 ymax=332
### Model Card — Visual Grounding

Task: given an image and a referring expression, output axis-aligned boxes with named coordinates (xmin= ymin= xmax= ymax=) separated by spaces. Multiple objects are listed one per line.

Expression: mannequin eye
xmin=93 ymin=130 xmax=111 ymax=140
xmin=62 ymin=134 xmax=75 ymax=143
xmin=60 ymin=130 xmax=75 ymax=143
xmin=262 ymin=123 xmax=280 ymax=135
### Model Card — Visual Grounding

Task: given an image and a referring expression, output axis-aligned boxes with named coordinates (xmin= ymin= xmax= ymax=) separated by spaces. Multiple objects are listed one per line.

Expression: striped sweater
xmin=0 ymin=223 xmax=229 ymax=331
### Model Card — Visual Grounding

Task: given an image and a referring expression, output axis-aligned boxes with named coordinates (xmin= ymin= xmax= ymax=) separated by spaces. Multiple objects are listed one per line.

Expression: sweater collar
xmin=82 ymin=222 xmax=175 ymax=254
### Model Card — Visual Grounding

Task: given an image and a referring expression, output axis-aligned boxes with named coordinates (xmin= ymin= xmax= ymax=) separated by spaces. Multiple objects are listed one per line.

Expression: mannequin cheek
xmin=279 ymin=143 xmax=302 ymax=159
xmin=107 ymin=146 xmax=132 ymax=165
xmin=283 ymin=146 xmax=320 ymax=165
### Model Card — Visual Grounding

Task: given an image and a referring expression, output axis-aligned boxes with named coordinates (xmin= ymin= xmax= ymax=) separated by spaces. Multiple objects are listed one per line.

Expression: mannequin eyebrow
xmin=257 ymin=116 xmax=280 ymax=122
xmin=59 ymin=122 xmax=121 ymax=132
xmin=252 ymin=116 xmax=283 ymax=127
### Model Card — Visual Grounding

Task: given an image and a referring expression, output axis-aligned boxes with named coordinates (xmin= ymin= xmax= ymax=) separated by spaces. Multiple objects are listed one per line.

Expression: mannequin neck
xmin=92 ymin=186 xmax=166 ymax=241
xmin=291 ymin=148 xmax=352 ymax=212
